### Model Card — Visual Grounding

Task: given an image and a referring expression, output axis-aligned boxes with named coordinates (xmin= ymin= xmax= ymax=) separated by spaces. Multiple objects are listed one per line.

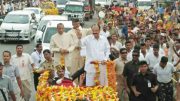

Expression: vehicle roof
xmin=46 ymin=21 xmax=73 ymax=28
xmin=8 ymin=10 xmax=34 ymax=15
xmin=66 ymin=1 xmax=84 ymax=6
xmin=41 ymin=15 xmax=69 ymax=21
xmin=24 ymin=7 xmax=41 ymax=10
xmin=137 ymin=0 xmax=151 ymax=1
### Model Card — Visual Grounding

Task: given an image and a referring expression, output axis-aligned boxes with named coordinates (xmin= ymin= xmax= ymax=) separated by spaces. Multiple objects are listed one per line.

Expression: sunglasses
xmin=132 ymin=54 xmax=139 ymax=57
xmin=121 ymin=52 xmax=127 ymax=54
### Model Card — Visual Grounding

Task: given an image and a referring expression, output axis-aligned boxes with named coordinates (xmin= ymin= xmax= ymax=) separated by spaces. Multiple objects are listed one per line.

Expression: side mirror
xmin=0 ymin=19 xmax=3 ymax=25
xmin=41 ymin=25 xmax=46 ymax=32
xmin=36 ymin=38 xmax=42 ymax=43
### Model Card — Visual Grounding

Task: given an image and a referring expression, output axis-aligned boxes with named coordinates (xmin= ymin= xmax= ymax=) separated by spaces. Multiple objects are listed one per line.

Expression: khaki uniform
xmin=114 ymin=58 xmax=129 ymax=101
xmin=39 ymin=60 xmax=58 ymax=71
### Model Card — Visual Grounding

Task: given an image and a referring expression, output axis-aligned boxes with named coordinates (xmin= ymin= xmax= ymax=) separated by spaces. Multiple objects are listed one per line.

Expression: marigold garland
xmin=91 ymin=60 xmax=117 ymax=90
xmin=90 ymin=60 xmax=100 ymax=85
xmin=36 ymin=70 xmax=119 ymax=101
xmin=40 ymin=2 xmax=58 ymax=15
xmin=60 ymin=54 xmax=65 ymax=66
xmin=106 ymin=60 xmax=117 ymax=91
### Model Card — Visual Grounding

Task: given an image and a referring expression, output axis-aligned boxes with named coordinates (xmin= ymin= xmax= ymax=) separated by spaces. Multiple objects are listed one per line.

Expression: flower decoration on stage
xmin=91 ymin=60 xmax=117 ymax=90
xmin=40 ymin=1 xmax=58 ymax=15
xmin=36 ymin=71 xmax=118 ymax=101
xmin=90 ymin=60 xmax=101 ymax=85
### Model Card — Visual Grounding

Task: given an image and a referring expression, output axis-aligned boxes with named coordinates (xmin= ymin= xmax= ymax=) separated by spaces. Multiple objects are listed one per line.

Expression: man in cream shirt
xmin=67 ymin=19 xmax=91 ymax=76
xmin=50 ymin=23 xmax=75 ymax=75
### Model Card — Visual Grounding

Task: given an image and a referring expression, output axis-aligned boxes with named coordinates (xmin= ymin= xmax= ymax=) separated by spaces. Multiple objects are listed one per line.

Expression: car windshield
xmin=3 ymin=14 xmax=29 ymax=24
xmin=65 ymin=5 xmax=83 ymax=12
xmin=57 ymin=0 xmax=67 ymax=4
xmin=43 ymin=27 xmax=71 ymax=43
xmin=83 ymin=1 xmax=89 ymax=6
xmin=96 ymin=0 xmax=106 ymax=2
xmin=138 ymin=2 xmax=152 ymax=6
xmin=24 ymin=9 xmax=39 ymax=14
xmin=37 ymin=20 xmax=48 ymax=30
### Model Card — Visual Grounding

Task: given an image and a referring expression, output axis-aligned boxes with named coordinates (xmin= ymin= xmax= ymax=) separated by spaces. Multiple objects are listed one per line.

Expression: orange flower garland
xmin=36 ymin=71 xmax=119 ymax=101
xmin=90 ymin=60 xmax=100 ymax=85
xmin=90 ymin=60 xmax=117 ymax=90
xmin=60 ymin=54 xmax=65 ymax=66
xmin=106 ymin=60 xmax=117 ymax=91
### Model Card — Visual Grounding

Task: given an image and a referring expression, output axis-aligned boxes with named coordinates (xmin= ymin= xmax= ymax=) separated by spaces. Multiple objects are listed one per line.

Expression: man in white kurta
xmin=81 ymin=24 xmax=110 ymax=86
xmin=50 ymin=23 xmax=75 ymax=74
xmin=11 ymin=45 xmax=34 ymax=101
xmin=67 ymin=19 xmax=91 ymax=75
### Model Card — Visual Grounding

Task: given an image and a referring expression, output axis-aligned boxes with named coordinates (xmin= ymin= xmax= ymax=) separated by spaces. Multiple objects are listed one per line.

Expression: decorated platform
xmin=36 ymin=61 xmax=118 ymax=101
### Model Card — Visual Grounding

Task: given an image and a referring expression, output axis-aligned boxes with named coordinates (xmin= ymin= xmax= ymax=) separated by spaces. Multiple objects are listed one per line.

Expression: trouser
xmin=157 ymin=81 xmax=173 ymax=101
xmin=176 ymin=83 xmax=180 ymax=101
xmin=22 ymin=80 xmax=32 ymax=101
xmin=116 ymin=75 xmax=129 ymax=101
xmin=33 ymin=72 xmax=40 ymax=91
xmin=85 ymin=65 xmax=108 ymax=86
xmin=71 ymin=67 xmax=85 ymax=81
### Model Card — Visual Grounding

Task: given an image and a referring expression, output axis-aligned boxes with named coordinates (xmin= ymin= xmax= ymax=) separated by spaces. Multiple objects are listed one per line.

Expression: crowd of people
xmin=0 ymin=1 xmax=180 ymax=101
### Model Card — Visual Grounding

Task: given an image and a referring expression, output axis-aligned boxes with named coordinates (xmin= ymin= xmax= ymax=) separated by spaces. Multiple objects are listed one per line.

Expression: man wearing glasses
xmin=114 ymin=48 xmax=129 ymax=100
xmin=123 ymin=49 xmax=141 ymax=101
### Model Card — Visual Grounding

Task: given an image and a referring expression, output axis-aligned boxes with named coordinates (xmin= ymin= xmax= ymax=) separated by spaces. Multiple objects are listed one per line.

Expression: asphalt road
xmin=0 ymin=15 xmax=97 ymax=62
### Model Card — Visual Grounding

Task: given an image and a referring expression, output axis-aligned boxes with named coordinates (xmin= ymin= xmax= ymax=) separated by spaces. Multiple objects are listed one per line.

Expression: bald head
xmin=91 ymin=24 xmax=100 ymax=39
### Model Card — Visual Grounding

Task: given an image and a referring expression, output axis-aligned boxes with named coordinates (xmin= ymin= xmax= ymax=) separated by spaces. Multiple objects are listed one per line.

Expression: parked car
xmin=34 ymin=15 xmax=69 ymax=44
xmin=23 ymin=7 xmax=44 ymax=22
xmin=63 ymin=1 xmax=85 ymax=26
xmin=56 ymin=0 xmax=68 ymax=14
xmin=0 ymin=10 xmax=37 ymax=42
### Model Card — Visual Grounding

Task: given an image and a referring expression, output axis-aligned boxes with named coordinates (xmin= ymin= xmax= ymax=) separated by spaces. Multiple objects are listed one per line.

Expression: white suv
xmin=63 ymin=1 xmax=85 ymax=26
xmin=0 ymin=10 xmax=36 ymax=42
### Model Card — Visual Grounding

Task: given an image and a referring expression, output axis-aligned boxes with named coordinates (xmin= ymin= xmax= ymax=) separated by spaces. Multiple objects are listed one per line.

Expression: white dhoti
xmin=85 ymin=63 xmax=108 ymax=86
xmin=21 ymin=80 xmax=32 ymax=101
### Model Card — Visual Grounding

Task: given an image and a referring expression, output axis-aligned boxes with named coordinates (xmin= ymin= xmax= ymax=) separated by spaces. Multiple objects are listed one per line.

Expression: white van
xmin=137 ymin=0 xmax=152 ymax=10
xmin=95 ymin=0 xmax=112 ymax=7
xmin=34 ymin=15 xmax=69 ymax=44
xmin=40 ymin=21 xmax=73 ymax=50
xmin=63 ymin=1 xmax=85 ymax=26
xmin=0 ymin=10 xmax=36 ymax=42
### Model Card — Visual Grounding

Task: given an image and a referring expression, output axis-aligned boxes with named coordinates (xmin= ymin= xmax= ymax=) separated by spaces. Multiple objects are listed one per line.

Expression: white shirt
xmin=173 ymin=50 xmax=180 ymax=65
xmin=31 ymin=51 xmax=44 ymax=68
xmin=145 ymin=52 xmax=164 ymax=71
xmin=81 ymin=35 xmax=110 ymax=72
xmin=127 ymin=50 xmax=145 ymax=62
xmin=100 ymin=30 xmax=110 ymax=38
xmin=11 ymin=53 xmax=34 ymax=80
xmin=110 ymin=41 xmax=122 ymax=51
xmin=153 ymin=63 xmax=176 ymax=83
